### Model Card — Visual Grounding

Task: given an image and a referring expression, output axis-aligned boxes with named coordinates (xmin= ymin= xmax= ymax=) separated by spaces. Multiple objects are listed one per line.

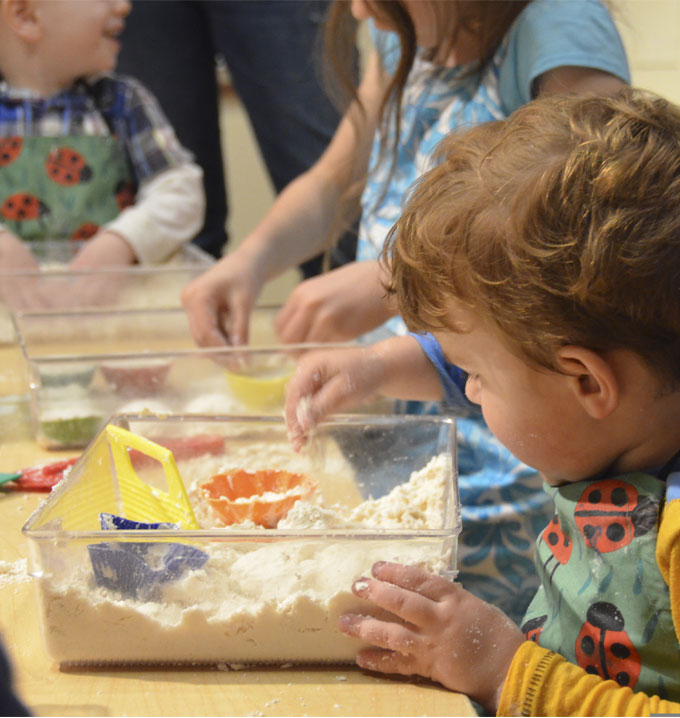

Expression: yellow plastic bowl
xmin=224 ymin=366 xmax=293 ymax=410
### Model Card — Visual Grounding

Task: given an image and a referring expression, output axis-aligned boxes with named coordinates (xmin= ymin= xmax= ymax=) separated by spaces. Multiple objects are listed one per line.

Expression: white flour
xmin=36 ymin=453 xmax=457 ymax=666
xmin=0 ymin=558 xmax=30 ymax=587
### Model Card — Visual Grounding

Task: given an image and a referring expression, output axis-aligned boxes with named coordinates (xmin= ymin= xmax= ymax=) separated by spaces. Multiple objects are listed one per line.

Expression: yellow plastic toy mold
xmin=106 ymin=425 xmax=199 ymax=529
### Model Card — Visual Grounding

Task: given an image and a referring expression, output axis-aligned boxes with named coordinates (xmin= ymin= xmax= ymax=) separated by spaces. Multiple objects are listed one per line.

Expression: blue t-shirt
xmin=414 ymin=332 xmax=471 ymax=410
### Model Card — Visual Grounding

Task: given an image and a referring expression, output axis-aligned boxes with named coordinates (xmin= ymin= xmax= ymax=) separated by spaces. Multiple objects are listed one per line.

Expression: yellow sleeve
xmin=498 ymin=499 xmax=680 ymax=716
xmin=656 ymin=495 xmax=680 ymax=644
xmin=497 ymin=642 xmax=680 ymax=716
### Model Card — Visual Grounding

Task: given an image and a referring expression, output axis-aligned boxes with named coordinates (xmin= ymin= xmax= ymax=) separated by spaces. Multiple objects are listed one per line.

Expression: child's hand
xmin=55 ymin=230 xmax=136 ymax=308
xmin=284 ymin=345 xmax=385 ymax=449
xmin=275 ymin=261 xmax=397 ymax=344
xmin=68 ymin=230 xmax=136 ymax=269
xmin=339 ymin=561 xmax=524 ymax=714
xmin=0 ymin=231 xmax=53 ymax=311
xmin=0 ymin=230 xmax=39 ymax=271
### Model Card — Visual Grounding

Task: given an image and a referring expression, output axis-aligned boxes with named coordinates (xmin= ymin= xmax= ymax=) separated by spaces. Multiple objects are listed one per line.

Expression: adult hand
xmin=339 ymin=561 xmax=524 ymax=715
xmin=181 ymin=250 xmax=265 ymax=347
xmin=275 ymin=261 xmax=396 ymax=344
xmin=284 ymin=344 xmax=385 ymax=450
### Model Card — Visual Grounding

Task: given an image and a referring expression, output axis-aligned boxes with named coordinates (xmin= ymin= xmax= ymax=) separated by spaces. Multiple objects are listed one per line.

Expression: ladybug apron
xmin=521 ymin=471 xmax=680 ymax=700
xmin=0 ymin=135 xmax=135 ymax=241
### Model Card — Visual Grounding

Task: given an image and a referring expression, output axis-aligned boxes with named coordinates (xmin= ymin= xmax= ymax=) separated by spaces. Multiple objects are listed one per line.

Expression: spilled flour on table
xmin=0 ymin=559 xmax=30 ymax=587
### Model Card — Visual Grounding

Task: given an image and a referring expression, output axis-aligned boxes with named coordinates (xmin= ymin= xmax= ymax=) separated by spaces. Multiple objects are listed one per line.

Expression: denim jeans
xmin=119 ymin=0 xmax=357 ymax=273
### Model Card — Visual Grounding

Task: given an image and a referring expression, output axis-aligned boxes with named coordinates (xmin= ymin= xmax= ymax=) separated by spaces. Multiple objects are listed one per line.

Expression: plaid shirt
xmin=0 ymin=73 xmax=193 ymax=186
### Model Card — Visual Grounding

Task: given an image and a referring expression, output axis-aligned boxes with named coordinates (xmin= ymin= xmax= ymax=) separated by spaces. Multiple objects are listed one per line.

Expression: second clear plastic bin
xmin=14 ymin=309 xmax=385 ymax=448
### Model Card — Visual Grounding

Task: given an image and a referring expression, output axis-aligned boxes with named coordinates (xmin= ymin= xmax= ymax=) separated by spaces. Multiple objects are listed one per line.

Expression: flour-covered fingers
xmin=284 ymin=361 xmax=326 ymax=446
xmin=338 ymin=613 xmax=420 ymax=656
xmin=351 ymin=575 xmax=440 ymax=626
xmin=285 ymin=350 xmax=372 ymax=448
xmin=355 ymin=648 xmax=421 ymax=677
xmin=371 ymin=561 xmax=458 ymax=603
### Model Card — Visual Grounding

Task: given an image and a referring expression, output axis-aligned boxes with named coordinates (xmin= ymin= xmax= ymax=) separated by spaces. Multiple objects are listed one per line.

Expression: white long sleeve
xmin=104 ymin=162 xmax=206 ymax=264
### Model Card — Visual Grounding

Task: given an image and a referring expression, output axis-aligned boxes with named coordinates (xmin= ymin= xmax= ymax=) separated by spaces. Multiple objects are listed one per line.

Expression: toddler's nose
xmin=114 ymin=0 xmax=132 ymax=19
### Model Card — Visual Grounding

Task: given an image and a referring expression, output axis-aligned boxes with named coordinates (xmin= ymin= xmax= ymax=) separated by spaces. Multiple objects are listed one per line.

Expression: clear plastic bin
xmin=23 ymin=413 xmax=460 ymax=667
xmin=24 ymin=342 xmax=380 ymax=449
xmin=14 ymin=305 xmax=281 ymax=358
xmin=15 ymin=307 xmax=388 ymax=449
xmin=0 ymin=241 xmax=213 ymax=319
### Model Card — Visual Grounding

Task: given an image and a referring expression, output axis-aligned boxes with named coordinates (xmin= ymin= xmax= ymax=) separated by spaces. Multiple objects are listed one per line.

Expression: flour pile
xmin=36 ymin=452 xmax=457 ymax=666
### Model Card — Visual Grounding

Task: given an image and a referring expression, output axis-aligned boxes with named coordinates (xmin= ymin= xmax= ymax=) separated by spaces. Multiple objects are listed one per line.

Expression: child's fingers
xmin=284 ymin=365 xmax=324 ymax=440
xmin=371 ymin=561 xmax=458 ymax=602
xmin=339 ymin=613 xmax=419 ymax=655
xmin=352 ymin=577 xmax=439 ymax=627
xmin=224 ymin=300 xmax=250 ymax=347
xmin=276 ymin=307 xmax=310 ymax=344
xmin=275 ymin=300 xmax=311 ymax=344
xmin=355 ymin=648 xmax=420 ymax=677
xmin=187 ymin=300 xmax=231 ymax=347
xmin=286 ymin=364 xmax=323 ymax=414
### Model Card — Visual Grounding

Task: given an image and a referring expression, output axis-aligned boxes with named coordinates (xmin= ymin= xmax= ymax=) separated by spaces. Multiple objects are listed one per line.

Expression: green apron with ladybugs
xmin=521 ymin=472 xmax=680 ymax=701
xmin=0 ymin=135 xmax=136 ymax=241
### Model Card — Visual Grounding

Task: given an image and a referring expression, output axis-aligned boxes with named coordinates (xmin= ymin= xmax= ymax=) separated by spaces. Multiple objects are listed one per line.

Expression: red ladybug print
xmin=540 ymin=514 xmax=573 ymax=580
xmin=1 ymin=193 xmax=49 ymax=221
xmin=575 ymin=480 xmax=658 ymax=553
xmin=0 ymin=137 xmax=22 ymax=166
xmin=575 ymin=601 xmax=640 ymax=688
xmin=522 ymin=615 xmax=548 ymax=643
xmin=115 ymin=180 xmax=136 ymax=210
xmin=71 ymin=223 xmax=99 ymax=240
xmin=45 ymin=147 xmax=93 ymax=186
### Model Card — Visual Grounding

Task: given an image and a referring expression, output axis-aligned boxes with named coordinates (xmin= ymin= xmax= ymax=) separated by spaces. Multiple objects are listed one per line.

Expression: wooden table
xmin=0 ymin=438 xmax=475 ymax=717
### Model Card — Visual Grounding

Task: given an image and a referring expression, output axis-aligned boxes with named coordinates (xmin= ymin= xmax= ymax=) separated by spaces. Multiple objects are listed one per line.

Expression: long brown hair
xmin=322 ymin=1 xmax=530 ymax=227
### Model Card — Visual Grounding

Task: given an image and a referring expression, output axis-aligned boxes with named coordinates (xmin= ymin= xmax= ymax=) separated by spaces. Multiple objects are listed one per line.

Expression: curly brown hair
xmin=385 ymin=88 xmax=680 ymax=386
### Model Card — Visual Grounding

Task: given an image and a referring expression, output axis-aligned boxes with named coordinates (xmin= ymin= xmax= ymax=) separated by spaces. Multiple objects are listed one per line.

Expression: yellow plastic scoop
xmin=106 ymin=425 xmax=199 ymax=529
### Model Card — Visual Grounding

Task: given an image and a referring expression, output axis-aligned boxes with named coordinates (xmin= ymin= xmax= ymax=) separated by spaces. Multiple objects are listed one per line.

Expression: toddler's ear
xmin=555 ymin=346 xmax=619 ymax=420
xmin=2 ymin=0 xmax=40 ymax=43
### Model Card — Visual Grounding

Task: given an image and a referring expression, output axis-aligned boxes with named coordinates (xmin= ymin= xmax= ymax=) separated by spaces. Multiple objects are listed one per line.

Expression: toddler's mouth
xmin=103 ymin=25 xmax=124 ymax=40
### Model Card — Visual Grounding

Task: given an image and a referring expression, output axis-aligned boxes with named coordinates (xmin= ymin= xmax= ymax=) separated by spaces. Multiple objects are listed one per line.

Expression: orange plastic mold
xmin=199 ymin=469 xmax=317 ymax=528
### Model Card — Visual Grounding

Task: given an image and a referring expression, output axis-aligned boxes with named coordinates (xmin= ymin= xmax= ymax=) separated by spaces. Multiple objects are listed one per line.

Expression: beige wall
xmin=220 ymin=2 xmax=680 ymax=303
xmin=615 ymin=0 xmax=680 ymax=105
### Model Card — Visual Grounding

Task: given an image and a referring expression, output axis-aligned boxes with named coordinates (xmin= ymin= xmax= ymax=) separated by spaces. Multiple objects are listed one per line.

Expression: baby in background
xmin=285 ymin=88 xmax=680 ymax=715
xmin=0 ymin=0 xmax=204 ymax=304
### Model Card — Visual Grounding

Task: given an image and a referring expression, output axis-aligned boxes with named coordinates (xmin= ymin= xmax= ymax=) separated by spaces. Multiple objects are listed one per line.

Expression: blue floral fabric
xmin=357 ymin=1 xmax=629 ymax=625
